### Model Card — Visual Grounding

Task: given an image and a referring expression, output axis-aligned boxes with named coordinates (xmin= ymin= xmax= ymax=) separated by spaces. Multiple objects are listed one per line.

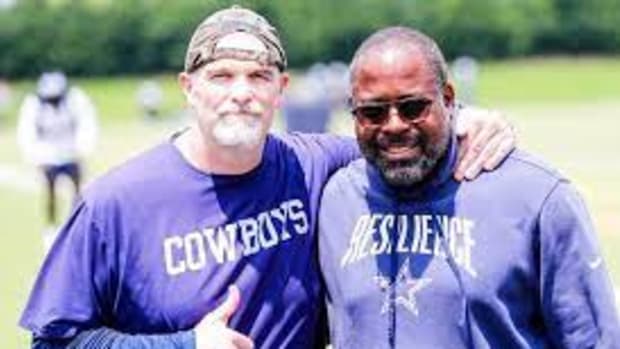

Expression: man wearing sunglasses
xmin=20 ymin=7 xmax=518 ymax=349
xmin=319 ymin=26 xmax=620 ymax=348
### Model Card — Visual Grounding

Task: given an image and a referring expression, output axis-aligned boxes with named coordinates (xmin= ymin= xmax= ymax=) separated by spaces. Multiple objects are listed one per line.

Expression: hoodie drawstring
xmin=429 ymin=202 xmax=474 ymax=348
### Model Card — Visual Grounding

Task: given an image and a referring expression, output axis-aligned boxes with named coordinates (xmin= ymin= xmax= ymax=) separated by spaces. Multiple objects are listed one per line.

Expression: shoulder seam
xmin=508 ymin=152 xmax=565 ymax=181
xmin=536 ymin=177 xmax=569 ymax=224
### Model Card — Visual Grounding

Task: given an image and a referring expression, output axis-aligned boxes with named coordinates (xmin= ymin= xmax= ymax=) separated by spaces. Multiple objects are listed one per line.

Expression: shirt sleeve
xmin=32 ymin=328 xmax=195 ymax=349
xmin=20 ymin=200 xmax=115 ymax=340
xmin=539 ymin=180 xmax=620 ymax=348
xmin=16 ymin=95 xmax=43 ymax=164
xmin=290 ymin=133 xmax=360 ymax=177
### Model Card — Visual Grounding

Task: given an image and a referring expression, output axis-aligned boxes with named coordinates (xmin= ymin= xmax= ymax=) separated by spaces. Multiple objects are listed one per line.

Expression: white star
xmin=373 ymin=257 xmax=432 ymax=316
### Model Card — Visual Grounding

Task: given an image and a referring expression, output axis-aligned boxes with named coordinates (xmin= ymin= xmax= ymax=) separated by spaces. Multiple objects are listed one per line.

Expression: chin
xmin=375 ymin=154 xmax=438 ymax=187
xmin=382 ymin=167 xmax=426 ymax=187
xmin=213 ymin=122 xmax=265 ymax=149
xmin=214 ymin=134 xmax=263 ymax=148
xmin=214 ymin=132 xmax=265 ymax=149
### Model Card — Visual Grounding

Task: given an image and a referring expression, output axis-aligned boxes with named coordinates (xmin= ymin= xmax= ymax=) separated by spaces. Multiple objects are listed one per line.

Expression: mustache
xmin=221 ymin=109 xmax=260 ymax=115
xmin=220 ymin=103 xmax=265 ymax=117
xmin=375 ymin=131 xmax=423 ymax=149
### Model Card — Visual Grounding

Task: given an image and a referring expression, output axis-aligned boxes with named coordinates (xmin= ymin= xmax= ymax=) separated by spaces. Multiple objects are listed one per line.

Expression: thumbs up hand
xmin=195 ymin=285 xmax=254 ymax=349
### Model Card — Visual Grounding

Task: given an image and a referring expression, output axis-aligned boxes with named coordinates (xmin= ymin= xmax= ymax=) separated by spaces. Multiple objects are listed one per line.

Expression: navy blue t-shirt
xmin=20 ymin=132 xmax=358 ymax=348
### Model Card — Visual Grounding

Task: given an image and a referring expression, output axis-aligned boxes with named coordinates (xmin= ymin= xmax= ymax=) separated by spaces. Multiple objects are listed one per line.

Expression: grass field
xmin=1 ymin=57 xmax=619 ymax=347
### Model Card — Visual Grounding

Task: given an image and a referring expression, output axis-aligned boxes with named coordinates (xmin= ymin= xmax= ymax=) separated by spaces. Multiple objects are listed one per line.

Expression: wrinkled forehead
xmin=200 ymin=58 xmax=279 ymax=76
xmin=352 ymin=46 xmax=436 ymax=98
xmin=355 ymin=45 xmax=428 ymax=78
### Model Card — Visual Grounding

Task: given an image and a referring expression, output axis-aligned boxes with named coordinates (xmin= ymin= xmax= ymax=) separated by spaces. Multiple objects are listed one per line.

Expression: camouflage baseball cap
xmin=184 ymin=5 xmax=287 ymax=73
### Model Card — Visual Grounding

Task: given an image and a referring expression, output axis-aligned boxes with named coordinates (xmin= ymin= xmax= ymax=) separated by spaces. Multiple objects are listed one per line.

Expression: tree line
xmin=0 ymin=0 xmax=618 ymax=78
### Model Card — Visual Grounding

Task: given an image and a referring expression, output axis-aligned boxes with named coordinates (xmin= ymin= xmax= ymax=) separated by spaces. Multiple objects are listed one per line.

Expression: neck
xmin=175 ymin=126 xmax=264 ymax=175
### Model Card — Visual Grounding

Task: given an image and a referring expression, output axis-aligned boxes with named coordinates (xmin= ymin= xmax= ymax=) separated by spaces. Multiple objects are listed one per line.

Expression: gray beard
xmin=359 ymin=127 xmax=450 ymax=188
xmin=212 ymin=114 xmax=262 ymax=148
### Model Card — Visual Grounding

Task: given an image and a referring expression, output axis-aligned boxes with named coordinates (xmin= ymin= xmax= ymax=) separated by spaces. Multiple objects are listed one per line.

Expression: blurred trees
xmin=0 ymin=0 xmax=618 ymax=78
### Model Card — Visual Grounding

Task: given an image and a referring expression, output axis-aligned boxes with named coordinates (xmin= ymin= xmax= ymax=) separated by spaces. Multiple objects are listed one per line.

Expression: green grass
xmin=77 ymin=75 xmax=186 ymax=124
xmin=504 ymin=102 xmax=620 ymax=267
xmin=477 ymin=56 xmax=620 ymax=106
xmin=2 ymin=74 xmax=186 ymax=127
xmin=1 ymin=57 xmax=619 ymax=348
xmin=0 ymin=188 xmax=42 ymax=348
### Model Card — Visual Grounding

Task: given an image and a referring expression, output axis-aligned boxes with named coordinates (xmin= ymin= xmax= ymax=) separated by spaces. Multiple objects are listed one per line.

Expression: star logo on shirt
xmin=589 ymin=256 xmax=603 ymax=270
xmin=373 ymin=257 xmax=432 ymax=316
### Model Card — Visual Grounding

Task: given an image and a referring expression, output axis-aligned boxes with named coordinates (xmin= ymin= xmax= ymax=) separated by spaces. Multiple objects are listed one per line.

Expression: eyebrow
xmin=250 ymin=65 xmax=276 ymax=74
xmin=202 ymin=65 xmax=276 ymax=76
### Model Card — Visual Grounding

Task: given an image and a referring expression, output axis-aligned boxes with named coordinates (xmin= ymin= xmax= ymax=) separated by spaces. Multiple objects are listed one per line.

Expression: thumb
xmin=208 ymin=285 xmax=241 ymax=325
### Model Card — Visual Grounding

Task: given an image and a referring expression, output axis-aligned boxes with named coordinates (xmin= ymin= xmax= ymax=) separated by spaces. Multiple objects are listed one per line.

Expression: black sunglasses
xmin=351 ymin=97 xmax=432 ymax=125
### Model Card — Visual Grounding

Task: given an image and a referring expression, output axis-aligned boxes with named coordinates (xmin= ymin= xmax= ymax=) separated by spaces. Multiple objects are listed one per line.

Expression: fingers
xmin=454 ymin=114 xmax=478 ymax=180
xmin=457 ymin=127 xmax=515 ymax=180
xmin=455 ymin=120 xmax=497 ymax=180
xmin=454 ymin=107 xmax=516 ymax=181
xmin=454 ymin=136 xmax=469 ymax=181
xmin=482 ymin=133 xmax=515 ymax=171
xmin=456 ymin=117 xmax=478 ymax=149
xmin=454 ymin=106 xmax=476 ymax=137
xmin=197 ymin=327 xmax=255 ymax=349
xmin=462 ymin=130 xmax=503 ymax=180
xmin=229 ymin=329 xmax=255 ymax=349
xmin=454 ymin=106 xmax=480 ymax=179
xmin=474 ymin=116 xmax=515 ymax=173
xmin=205 ymin=285 xmax=241 ymax=325
xmin=196 ymin=285 xmax=252 ymax=349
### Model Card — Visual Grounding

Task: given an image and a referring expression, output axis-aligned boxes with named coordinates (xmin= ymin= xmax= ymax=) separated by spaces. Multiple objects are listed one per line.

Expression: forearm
xmin=32 ymin=327 xmax=195 ymax=349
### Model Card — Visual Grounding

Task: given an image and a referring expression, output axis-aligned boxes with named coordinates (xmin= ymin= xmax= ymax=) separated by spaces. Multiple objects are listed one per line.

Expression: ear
xmin=178 ymin=71 xmax=193 ymax=103
xmin=442 ymin=81 xmax=456 ymax=109
xmin=273 ymin=72 xmax=290 ymax=108
xmin=279 ymin=72 xmax=290 ymax=93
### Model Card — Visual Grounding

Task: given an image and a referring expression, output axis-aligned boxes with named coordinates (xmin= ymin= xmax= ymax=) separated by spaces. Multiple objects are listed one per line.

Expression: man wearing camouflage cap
xmin=20 ymin=6 xmax=515 ymax=348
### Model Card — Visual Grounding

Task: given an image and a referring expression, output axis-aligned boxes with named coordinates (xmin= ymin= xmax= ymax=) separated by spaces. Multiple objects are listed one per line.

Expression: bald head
xmin=350 ymin=27 xmax=449 ymax=91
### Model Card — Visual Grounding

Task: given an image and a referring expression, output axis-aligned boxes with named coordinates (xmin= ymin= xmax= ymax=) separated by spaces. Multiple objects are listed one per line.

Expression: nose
xmin=382 ymin=105 xmax=410 ymax=133
xmin=229 ymin=77 xmax=253 ymax=105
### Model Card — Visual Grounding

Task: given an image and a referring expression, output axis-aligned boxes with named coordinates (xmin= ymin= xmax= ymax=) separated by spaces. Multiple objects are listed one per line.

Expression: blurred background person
xmin=321 ymin=61 xmax=350 ymax=109
xmin=16 ymin=71 xmax=98 ymax=250
xmin=136 ymin=79 xmax=164 ymax=121
xmin=451 ymin=56 xmax=480 ymax=105
xmin=282 ymin=61 xmax=348 ymax=133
